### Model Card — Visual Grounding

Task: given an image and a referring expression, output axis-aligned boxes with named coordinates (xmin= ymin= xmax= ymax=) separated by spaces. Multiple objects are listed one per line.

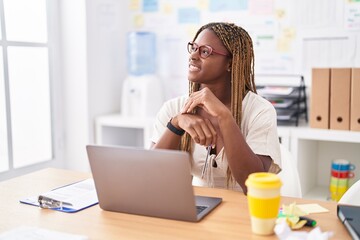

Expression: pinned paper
xmin=275 ymin=9 xmax=286 ymax=19
xmin=161 ymin=3 xmax=173 ymax=14
xmin=178 ymin=8 xmax=200 ymax=24
xmin=143 ymin=0 xmax=158 ymax=12
xmin=209 ymin=0 xmax=248 ymax=12
xmin=198 ymin=0 xmax=209 ymax=10
xmin=129 ymin=0 xmax=140 ymax=10
xmin=133 ymin=14 xmax=144 ymax=28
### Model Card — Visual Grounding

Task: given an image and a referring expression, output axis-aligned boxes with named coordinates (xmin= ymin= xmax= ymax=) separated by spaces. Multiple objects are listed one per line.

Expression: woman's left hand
xmin=181 ymin=87 xmax=230 ymax=118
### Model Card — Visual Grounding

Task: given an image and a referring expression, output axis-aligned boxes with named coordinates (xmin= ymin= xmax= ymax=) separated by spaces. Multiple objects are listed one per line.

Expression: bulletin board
xmin=126 ymin=0 xmax=360 ymax=98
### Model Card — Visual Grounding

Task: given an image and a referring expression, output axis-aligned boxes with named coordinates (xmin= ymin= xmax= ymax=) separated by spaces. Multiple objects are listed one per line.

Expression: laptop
xmin=337 ymin=204 xmax=360 ymax=240
xmin=86 ymin=145 xmax=222 ymax=222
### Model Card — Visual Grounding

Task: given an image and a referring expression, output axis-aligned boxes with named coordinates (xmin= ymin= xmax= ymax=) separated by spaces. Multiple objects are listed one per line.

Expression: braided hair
xmin=180 ymin=22 xmax=256 ymax=187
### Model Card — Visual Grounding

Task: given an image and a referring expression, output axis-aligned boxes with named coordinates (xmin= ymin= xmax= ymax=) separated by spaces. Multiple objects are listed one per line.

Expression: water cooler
xmin=121 ymin=31 xmax=163 ymax=117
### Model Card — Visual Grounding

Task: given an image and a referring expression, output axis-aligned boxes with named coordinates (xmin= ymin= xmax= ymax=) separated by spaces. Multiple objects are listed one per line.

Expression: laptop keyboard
xmin=196 ymin=205 xmax=208 ymax=215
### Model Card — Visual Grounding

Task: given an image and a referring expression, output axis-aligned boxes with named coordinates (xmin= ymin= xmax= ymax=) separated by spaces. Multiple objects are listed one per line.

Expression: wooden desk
xmin=0 ymin=168 xmax=349 ymax=239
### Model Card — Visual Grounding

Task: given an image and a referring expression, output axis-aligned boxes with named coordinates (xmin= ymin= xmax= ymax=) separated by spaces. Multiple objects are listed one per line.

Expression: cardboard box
xmin=350 ymin=68 xmax=360 ymax=131
xmin=330 ymin=68 xmax=351 ymax=130
xmin=310 ymin=68 xmax=330 ymax=129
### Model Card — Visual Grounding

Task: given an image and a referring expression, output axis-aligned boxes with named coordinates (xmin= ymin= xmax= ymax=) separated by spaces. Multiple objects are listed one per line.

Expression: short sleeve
xmin=150 ymin=95 xmax=188 ymax=144
xmin=241 ymin=92 xmax=281 ymax=168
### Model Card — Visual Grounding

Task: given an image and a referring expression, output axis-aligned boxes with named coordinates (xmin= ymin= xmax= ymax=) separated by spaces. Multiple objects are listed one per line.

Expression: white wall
xmin=60 ymin=0 xmax=128 ymax=171
xmin=60 ymin=0 xmax=89 ymax=171
xmin=85 ymin=0 xmax=127 ymax=140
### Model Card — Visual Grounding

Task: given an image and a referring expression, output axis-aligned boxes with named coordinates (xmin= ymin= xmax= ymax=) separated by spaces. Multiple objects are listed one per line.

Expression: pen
xmin=201 ymin=146 xmax=211 ymax=179
xmin=299 ymin=216 xmax=317 ymax=227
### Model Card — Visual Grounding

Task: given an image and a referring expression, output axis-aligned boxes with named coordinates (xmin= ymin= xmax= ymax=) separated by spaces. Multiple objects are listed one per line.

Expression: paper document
xmin=258 ymin=86 xmax=294 ymax=96
xmin=20 ymin=179 xmax=98 ymax=213
xmin=0 ymin=226 xmax=88 ymax=240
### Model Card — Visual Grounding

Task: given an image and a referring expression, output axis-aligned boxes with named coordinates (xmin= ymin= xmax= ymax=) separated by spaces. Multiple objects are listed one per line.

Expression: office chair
xmin=339 ymin=179 xmax=360 ymax=206
xmin=278 ymin=144 xmax=302 ymax=198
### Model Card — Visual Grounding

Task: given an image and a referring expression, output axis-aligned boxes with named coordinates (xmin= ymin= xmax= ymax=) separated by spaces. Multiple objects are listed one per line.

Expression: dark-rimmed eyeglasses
xmin=187 ymin=42 xmax=229 ymax=59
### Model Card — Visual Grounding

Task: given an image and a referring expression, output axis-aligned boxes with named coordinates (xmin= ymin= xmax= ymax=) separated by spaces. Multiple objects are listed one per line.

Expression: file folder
xmin=330 ymin=68 xmax=351 ymax=130
xmin=19 ymin=179 xmax=98 ymax=213
xmin=310 ymin=68 xmax=330 ymax=129
xmin=350 ymin=68 xmax=360 ymax=131
xmin=337 ymin=204 xmax=360 ymax=240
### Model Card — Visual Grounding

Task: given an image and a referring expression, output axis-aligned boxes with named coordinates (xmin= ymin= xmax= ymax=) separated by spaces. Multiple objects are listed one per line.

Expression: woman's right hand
xmin=172 ymin=114 xmax=217 ymax=147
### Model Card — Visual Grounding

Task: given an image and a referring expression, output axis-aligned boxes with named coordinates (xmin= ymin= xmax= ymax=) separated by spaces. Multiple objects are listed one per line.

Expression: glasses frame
xmin=187 ymin=42 xmax=229 ymax=59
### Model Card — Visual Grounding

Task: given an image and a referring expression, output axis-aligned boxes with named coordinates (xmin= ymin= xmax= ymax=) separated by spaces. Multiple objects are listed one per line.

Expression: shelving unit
xmin=95 ymin=114 xmax=155 ymax=149
xmin=278 ymin=126 xmax=360 ymax=201
xmin=256 ymin=75 xmax=308 ymax=126
xmin=95 ymin=114 xmax=360 ymax=201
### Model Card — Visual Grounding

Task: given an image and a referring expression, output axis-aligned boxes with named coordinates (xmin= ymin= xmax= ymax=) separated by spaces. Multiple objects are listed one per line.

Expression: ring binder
xmin=38 ymin=195 xmax=73 ymax=209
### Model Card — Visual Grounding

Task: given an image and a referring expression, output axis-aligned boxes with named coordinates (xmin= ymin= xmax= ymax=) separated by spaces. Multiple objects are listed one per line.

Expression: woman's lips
xmin=189 ymin=63 xmax=200 ymax=72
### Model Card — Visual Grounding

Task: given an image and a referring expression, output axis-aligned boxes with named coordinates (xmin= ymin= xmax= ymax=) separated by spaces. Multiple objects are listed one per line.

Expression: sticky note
xmin=296 ymin=204 xmax=329 ymax=214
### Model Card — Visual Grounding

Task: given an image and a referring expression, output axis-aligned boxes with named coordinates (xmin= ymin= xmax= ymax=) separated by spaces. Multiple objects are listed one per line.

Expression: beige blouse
xmin=151 ymin=92 xmax=281 ymax=192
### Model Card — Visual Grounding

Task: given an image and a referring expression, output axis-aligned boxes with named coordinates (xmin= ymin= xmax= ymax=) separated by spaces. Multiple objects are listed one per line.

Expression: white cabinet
xmin=278 ymin=126 xmax=360 ymax=201
xmin=95 ymin=114 xmax=155 ymax=149
xmin=95 ymin=114 xmax=360 ymax=201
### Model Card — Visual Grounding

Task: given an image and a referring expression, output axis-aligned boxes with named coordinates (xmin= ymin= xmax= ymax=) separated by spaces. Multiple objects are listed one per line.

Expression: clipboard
xmin=19 ymin=178 xmax=99 ymax=213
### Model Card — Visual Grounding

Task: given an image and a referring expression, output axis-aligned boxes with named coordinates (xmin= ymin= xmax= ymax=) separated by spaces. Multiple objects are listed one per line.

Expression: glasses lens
xmin=187 ymin=42 xmax=196 ymax=54
xmin=187 ymin=42 xmax=213 ymax=59
xmin=199 ymin=46 xmax=212 ymax=58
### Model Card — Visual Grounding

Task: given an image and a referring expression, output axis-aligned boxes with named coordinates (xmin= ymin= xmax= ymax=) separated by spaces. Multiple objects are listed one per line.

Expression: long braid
xmin=181 ymin=22 xmax=256 ymax=187
xmin=180 ymin=82 xmax=199 ymax=153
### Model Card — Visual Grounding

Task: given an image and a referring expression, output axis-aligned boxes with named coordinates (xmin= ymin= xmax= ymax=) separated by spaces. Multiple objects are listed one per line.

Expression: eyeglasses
xmin=187 ymin=42 xmax=229 ymax=59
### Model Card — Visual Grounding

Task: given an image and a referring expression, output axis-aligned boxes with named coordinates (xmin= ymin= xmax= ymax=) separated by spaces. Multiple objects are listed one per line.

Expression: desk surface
xmin=0 ymin=168 xmax=350 ymax=240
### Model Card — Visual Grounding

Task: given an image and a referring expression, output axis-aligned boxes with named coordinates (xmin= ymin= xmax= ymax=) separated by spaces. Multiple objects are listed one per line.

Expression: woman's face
xmin=188 ymin=29 xmax=231 ymax=85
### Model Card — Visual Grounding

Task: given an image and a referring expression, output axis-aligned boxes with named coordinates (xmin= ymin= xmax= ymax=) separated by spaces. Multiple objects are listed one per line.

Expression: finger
xmin=192 ymin=124 xmax=207 ymax=146
xmin=182 ymin=92 xmax=202 ymax=113
xmin=197 ymin=119 xmax=214 ymax=147
xmin=193 ymin=118 xmax=217 ymax=146
xmin=184 ymin=119 xmax=207 ymax=146
xmin=185 ymin=127 xmax=201 ymax=144
xmin=185 ymin=102 xmax=198 ymax=113
xmin=181 ymin=100 xmax=191 ymax=114
xmin=181 ymin=96 xmax=196 ymax=113
xmin=204 ymin=119 xmax=217 ymax=146
xmin=187 ymin=97 xmax=205 ymax=113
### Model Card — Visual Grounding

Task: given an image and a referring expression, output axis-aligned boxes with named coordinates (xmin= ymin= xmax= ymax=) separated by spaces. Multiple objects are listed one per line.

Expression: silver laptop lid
xmin=87 ymin=145 xmax=200 ymax=221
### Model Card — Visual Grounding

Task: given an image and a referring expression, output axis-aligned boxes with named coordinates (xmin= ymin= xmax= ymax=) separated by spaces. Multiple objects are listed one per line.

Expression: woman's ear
xmin=227 ymin=60 xmax=232 ymax=72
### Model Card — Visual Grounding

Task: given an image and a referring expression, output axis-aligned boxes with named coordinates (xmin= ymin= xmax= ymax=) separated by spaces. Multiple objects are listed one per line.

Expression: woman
xmin=151 ymin=22 xmax=281 ymax=193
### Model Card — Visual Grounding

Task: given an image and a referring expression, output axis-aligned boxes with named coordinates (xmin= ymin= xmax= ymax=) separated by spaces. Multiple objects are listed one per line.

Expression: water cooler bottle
xmin=121 ymin=31 xmax=163 ymax=117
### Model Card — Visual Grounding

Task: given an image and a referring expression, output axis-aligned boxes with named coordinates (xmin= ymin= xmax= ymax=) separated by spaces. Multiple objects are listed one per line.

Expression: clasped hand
xmin=174 ymin=87 xmax=231 ymax=146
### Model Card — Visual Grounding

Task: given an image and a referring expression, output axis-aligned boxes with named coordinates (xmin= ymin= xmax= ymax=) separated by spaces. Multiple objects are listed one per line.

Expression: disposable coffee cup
xmin=245 ymin=172 xmax=282 ymax=235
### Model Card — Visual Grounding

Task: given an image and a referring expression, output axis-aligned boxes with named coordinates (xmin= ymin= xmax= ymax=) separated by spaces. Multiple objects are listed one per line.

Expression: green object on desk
xmin=299 ymin=216 xmax=317 ymax=227
xmin=278 ymin=210 xmax=317 ymax=227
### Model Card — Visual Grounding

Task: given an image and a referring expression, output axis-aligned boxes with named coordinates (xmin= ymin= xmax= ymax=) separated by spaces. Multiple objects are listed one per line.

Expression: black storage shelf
xmin=256 ymin=75 xmax=308 ymax=126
